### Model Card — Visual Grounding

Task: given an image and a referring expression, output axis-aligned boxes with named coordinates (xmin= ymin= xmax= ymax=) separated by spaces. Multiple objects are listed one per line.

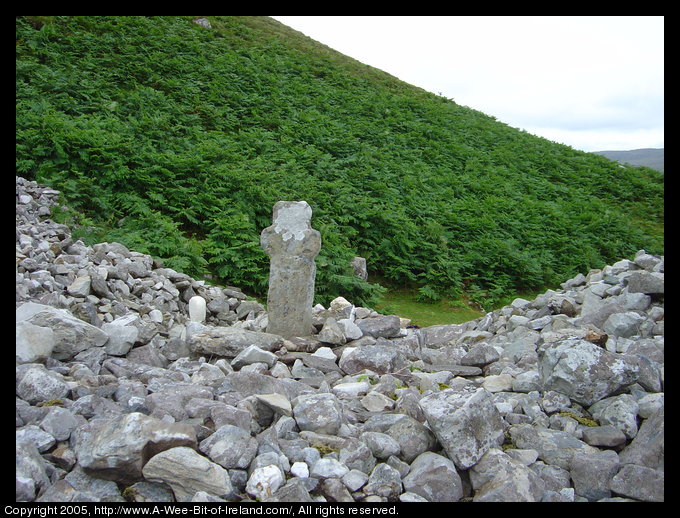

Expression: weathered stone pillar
xmin=260 ymin=201 xmax=321 ymax=338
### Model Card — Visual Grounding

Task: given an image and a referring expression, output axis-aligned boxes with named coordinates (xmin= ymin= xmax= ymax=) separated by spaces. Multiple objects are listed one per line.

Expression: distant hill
xmin=593 ymin=148 xmax=664 ymax=173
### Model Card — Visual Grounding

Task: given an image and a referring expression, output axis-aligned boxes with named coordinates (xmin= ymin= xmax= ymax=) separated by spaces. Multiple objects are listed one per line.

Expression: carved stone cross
xmin=260 ymin=201 xmax=321 ymax=338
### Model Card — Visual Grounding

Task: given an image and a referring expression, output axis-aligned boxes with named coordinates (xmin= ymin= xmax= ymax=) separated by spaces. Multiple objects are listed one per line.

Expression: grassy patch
xmin=373 ymin=288 xmax=484 ymax=327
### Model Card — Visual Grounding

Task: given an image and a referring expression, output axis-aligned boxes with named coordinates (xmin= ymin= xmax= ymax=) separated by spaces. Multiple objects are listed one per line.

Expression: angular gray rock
xmin=385 ymin=415 xmax=437 ymax=464
xmin=610 ymin=464 xmax=664 ymax=502
xmin=356 ymin=315 xmax=402 ymax=338
xmin=16 ymin=302 xmax=108 ymax=360
xmin=419 ymin=379 xmax=504 ymax=469
xmin=142 ymin=446 xmax=234 ymax=501
xmin=16 ymin=364 xmax=70 ymax=405
xmin=188 ymin=327 xmax=284 ymax=358
xmin=16 ymin=321 xmax=56 ymax=364
xmin=339 ymin=344 xmax=407 ymax=375
xmin=198 ymin=424 xmax=258 ymax=469
xmin=618 ymin=406 xmax=664 ymax=470
xmin=570 ymin=449 xmax=619 ymax=501
xmin=469 ymin=448 xmax=545 ymax=502
xmin=402 ymin=451 xmax=463 ymax=502
xmin=509 ymin=424 xmax=599 ymax=470
xmin=538 ymin=339 xmax=639 ymax=406
xmin=292 ymin=393 xmax=343 ymax=435
xmin=364 ymin=463 xmax=403 ymax=500
xmin=73 ymin=412 xmax=196 ymax=483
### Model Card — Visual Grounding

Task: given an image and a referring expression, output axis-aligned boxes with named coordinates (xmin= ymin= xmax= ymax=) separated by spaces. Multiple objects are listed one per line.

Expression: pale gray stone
xmin=292 ymin=393 xmax=343 ymax=435
xmin=469 ymin=448 xmax=544 ymax=502
xmin=418 ymin=323 xmax=465 ymax=347
xmin=338 ymin=344 xmax=406 ymax=375
xmin=101 ymin=318 xmax=139 ymax=356
xmin=419 ymin=379 xmax=504 ymax=469
xmin=460 ymin=342 xmax=500 ymax=366
xmin=231 ymin=345 xmax=278 ymax=369
xmin=626 ymin=271 xmax=664 ymax=295
xmin=17 ymin=425 xmax=56 ymax=452
xmin=220 ymin=371 xmax=313 ymax=401
xmin=581 ymin=426 xmax=627 ymax=448
xmin=265 ymin=478 xmax=315 ymax=502
xmin=254 ymin=393 xmax=293 ymax=417
xmin=361 ymin=432 xmax=401 ymax=459
xmin=310 ymin=458 xmax=349 ymax=479
xmin=570 ymin=449 xmax=619 ymax=501
xmin=364 ymin=463 xmax=403 ymax=500
xmin=199 ymin=424 xmax=258 ymax=469
xmin=261 ymin=201 xmax=321 ymax=338
xmin=603 ymin=311 xmax=646 ymax=338
xmin=509 ymin=424 xmax=599 ymax=470
xmin=38 ymin=406 xmax=79 ymax=442
xmin=16 ymin=441 xmax=50 ymax=501
xmin=17 ymin=302 xmax=109 ymax=360
xmin=73 ymin=412 xmax=196 ymax=483
xmin=16 ymin=364 xmax=70 ymax=405
xmin=386 ymin=415 xmax=437 ymax=464
xmin=360 ymin=391 xmax=395 ymax=412
xmin=589 ymin=394 xmax=639 ymax=439
xmin=342 ymin=469 xmax=368 ymax=492
xmin=317 ymin=317 xmax=346 ymax=345
xmin=538 ymin=339 xmax=639 ymax=406
xmin=188 ymin=326 xmax=284 ymax=358
xmin=16 ymin=321 xmax=56 ymax=364
xmin=618 ymin=407 xmax=664 ymax=470
xmin=403 ymin=451 xmax=463 ymax=502
xmin=338 ymin=318 xmax=363 ymax=340
xmin=67 ymin=274 xmax=91 ymax=297
xmin=145 ymin=383 xmax=212 ymax=421
xmin=143 ymin=446 xmax=234 ymax=501
xmin=319 ymin=478 xmax=354 ymax=502
xmin=356 ymin=315 xmax=402 ymax=338
xmin=188 ymin=296 xmax=206 ymax=322
xmin=610 ymin=464 xmax=664 ymax=502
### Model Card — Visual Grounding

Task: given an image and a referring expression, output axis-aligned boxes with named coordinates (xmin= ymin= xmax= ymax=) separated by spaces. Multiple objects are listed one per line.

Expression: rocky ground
xmin=16 ymin=176 xmax=664 ymax=502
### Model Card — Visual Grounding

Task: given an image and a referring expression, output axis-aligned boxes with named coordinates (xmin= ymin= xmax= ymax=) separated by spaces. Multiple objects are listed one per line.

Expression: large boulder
xmin=292 ymin=393 xmax=344 ymax=435
xmin=142 ymin=446 xmax=234 ymax=501
xmin=469 ymin=448 xmax=545 ymax=502
xmin=198 ymin=424 xmax=258 ymax=469
xmin=16 ymin=364 xmax=70 ymax=405
xmin=508 ymin=424 xmax=599 ymax=470
xmin=339 ymin=344 xmax=407 ymax=375
xmin=16 ymin=321 xmax=55 ymax=364
xmin=188 ymin=327 xmax=285 ymax=358
xmin=356 ymin=315 xmax=402 ymax=338
xmin=402 ymin=451 xmax=463 ymax=502
xmin=16 ymin=302 xmax=108 ymax=360
xmin=418 ymin=379 xmax=504 ymax=469
xmin=538 ymin=339 xmax=639 ymax=406
xmin=73 ymin=412 xmax=196 ymax=484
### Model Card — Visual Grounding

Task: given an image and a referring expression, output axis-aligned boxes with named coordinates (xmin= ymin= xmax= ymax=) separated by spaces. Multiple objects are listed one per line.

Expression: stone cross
xmin=260 ymin=201 xmax=321 ymax=338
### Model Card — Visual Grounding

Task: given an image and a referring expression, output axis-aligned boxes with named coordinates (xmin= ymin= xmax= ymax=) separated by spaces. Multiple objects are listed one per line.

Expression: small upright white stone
xmin=189 ymin=296 xmax=207 ymax=323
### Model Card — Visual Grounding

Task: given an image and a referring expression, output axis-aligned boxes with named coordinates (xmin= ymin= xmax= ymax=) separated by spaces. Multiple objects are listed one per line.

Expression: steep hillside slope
xmin=16 ymin=16 xmax=664 ymax=307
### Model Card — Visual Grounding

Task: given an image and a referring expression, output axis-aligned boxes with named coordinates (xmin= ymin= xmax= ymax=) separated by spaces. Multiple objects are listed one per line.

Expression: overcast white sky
xmin=272 ymin=16 xmax=663 ymax=152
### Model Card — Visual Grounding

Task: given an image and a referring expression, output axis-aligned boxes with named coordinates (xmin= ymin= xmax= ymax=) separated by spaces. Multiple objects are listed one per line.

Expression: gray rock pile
xmin=16 ymin=176 xmax=664 ymax=502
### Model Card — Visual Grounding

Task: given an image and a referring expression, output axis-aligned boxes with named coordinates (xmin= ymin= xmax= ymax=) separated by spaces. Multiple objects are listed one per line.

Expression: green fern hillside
xmin=16 ymin=16 xmax=664 ymax=307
